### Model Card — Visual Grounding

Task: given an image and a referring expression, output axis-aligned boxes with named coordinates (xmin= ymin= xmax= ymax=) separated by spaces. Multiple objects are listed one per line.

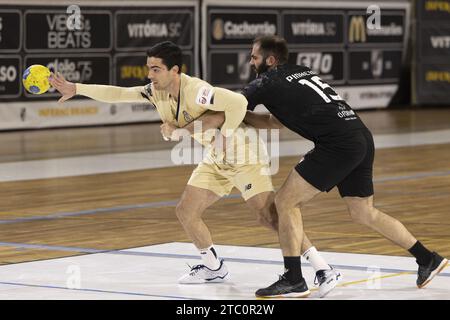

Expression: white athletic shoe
xmin=178 ymin=259 xmax=229 ymax=284
xmin=314 ymin=267 xmax=342 ymax=298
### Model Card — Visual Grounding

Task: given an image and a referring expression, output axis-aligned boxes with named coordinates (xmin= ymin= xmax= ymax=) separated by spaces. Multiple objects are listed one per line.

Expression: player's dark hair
xmin=253 ymin=35 xmax=289 ymax=64
xmin=147 ymin=41 xmax=182 ymax=74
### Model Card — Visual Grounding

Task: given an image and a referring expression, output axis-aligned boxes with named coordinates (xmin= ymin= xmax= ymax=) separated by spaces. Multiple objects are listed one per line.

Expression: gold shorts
xmin=187 ymin=161 xmax=274 ymax=201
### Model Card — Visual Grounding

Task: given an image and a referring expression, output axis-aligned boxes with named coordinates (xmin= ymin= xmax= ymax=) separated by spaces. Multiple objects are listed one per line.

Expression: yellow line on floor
xmin=310 ymin=262 xmax=450 ymax=291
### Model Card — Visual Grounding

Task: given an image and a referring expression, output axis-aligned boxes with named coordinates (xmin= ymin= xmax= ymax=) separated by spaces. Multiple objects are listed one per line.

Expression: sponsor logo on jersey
xmin=337 ymin=109 xmax=356 ymax=118
xmin=183 ymin=111 xmax=194 ymax=122
xmin=196 ymin=86 xmax=214 ymax=105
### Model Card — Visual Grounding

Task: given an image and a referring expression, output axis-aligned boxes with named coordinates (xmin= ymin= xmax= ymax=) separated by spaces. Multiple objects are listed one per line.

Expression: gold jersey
xmin=76 ymin=74 xmax=269 ymax=166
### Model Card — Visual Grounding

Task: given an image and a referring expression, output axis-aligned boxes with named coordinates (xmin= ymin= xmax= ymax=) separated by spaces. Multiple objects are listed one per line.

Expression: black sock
xmin=408 ymin=241 xmax=433 ymax=266
xmin=283 ymin=256 xmax=302 ymax=283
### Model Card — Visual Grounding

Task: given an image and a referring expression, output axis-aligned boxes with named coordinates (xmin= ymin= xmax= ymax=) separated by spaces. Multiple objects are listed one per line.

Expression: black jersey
xmin=242 ymin=64 xmax=367 ymax=143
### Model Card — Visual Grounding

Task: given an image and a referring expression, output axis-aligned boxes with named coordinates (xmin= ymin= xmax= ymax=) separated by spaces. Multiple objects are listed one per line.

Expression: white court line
xmin=1 ymin=129 xmax=450 ymax=182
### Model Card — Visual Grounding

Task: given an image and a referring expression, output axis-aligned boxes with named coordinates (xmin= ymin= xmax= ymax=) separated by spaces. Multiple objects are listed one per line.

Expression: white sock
xmin=199 ymin=245 xmax=221 ymax=270
xmin=302 ymin=246 xmax=331 ymax=272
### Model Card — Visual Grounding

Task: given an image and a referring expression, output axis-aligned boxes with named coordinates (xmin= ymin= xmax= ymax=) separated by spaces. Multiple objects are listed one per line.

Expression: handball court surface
xmin=0 ymin=108 xmax=449 ymax=299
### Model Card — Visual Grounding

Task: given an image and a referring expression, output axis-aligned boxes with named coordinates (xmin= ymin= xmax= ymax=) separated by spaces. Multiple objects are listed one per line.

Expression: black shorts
xmin=295 ymin=129 xmax=374 ymax=198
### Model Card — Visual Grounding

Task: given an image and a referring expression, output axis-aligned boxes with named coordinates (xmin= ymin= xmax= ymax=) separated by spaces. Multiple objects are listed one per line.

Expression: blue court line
xmin=0 ymin=241 xmax=449 ymax=278
xmin=0 ymin=200 xmax=179 ymax=225
xmin=0 ymin=281 xmax=199 ymax=300
xmin=374 ymin=170 xmax=450 ymax=183
xmin=0 ymin=194 xmax=242 ymax=225
xmin=2 ymin=170 xmax=450 ymax=226
xmin=0 ymin=242 xmax=107 ymax=253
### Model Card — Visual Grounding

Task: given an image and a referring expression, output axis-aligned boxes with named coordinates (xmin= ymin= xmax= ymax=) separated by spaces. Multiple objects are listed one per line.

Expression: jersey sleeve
xmin=188 ymin=83 xmax=248 ymax=137
xmin=76 ymin=83 xmax=155 ymax=104
xmin=241 ymin=78 xmax=264 ymax=111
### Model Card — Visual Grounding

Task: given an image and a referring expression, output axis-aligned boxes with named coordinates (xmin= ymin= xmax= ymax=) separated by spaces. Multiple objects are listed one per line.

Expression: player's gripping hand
xmin=212 ymin=130 xmax=227 ymax=154
xmin=49 ymin=72 xmax=76 ymax=103
xmin=160 ymin=122 xmax=183 ymax=141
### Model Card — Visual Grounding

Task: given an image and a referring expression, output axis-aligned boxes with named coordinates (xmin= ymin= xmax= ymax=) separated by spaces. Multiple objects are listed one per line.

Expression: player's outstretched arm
xmin=244 ymin=110 xmax=284 ymax=129
xmin=49 ymin=72 xmax=149 ymax=104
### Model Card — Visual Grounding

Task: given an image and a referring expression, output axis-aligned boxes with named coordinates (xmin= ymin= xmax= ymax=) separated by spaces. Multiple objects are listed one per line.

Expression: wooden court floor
xmin=0 ymin=108 xmax=449 ymax=265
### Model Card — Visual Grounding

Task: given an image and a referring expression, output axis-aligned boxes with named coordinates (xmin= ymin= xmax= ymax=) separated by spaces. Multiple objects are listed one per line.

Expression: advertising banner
xmin=414 ymin=0 xmax=450 ymax=104
xmin=203 ymin=0 xmax=410 ymax=109
xmin=0 ymin=1 xmax=199 ymax=129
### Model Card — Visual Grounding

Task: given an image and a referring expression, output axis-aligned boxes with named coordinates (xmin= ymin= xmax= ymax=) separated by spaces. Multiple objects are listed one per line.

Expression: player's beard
xmin=254 ymin=59 xmax=269 ymax=78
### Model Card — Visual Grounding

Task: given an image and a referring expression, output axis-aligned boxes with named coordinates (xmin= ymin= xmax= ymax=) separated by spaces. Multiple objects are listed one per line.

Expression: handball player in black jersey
xmin=243 ymin=35 xmax=448 ymax=298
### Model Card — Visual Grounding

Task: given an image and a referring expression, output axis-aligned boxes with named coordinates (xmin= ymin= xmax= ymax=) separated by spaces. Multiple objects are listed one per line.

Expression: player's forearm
xmin=210 ymin=88 xmax=247 ymax=137
xmin=76 ymin=83 xmax=146 ymax=103
xmin=221 ymin=101 xmax=247 ymax=136
xmin=182 ymin=111 xmax=225 ymax=135
xmin=244 ymin=111 xmax=277 ymax=129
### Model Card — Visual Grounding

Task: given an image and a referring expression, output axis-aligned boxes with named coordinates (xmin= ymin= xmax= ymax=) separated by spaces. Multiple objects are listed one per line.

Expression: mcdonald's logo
xmin=349 ymin=16 xmax=367 ymax=43
xmin=212 ymin=18 xmax=224 ymax=41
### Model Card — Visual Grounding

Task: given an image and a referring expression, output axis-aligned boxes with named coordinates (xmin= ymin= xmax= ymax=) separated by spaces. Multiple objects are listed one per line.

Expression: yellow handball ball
xmin=22 ymin=64 xmax=51 ymax=94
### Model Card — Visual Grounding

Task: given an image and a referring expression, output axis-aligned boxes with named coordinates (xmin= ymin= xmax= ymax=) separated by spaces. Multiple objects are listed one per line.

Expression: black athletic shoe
xmin=255 ymin=274 xmax=310 ymax=298
xmin=417 ymin=252 xmax=448 ymax=288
